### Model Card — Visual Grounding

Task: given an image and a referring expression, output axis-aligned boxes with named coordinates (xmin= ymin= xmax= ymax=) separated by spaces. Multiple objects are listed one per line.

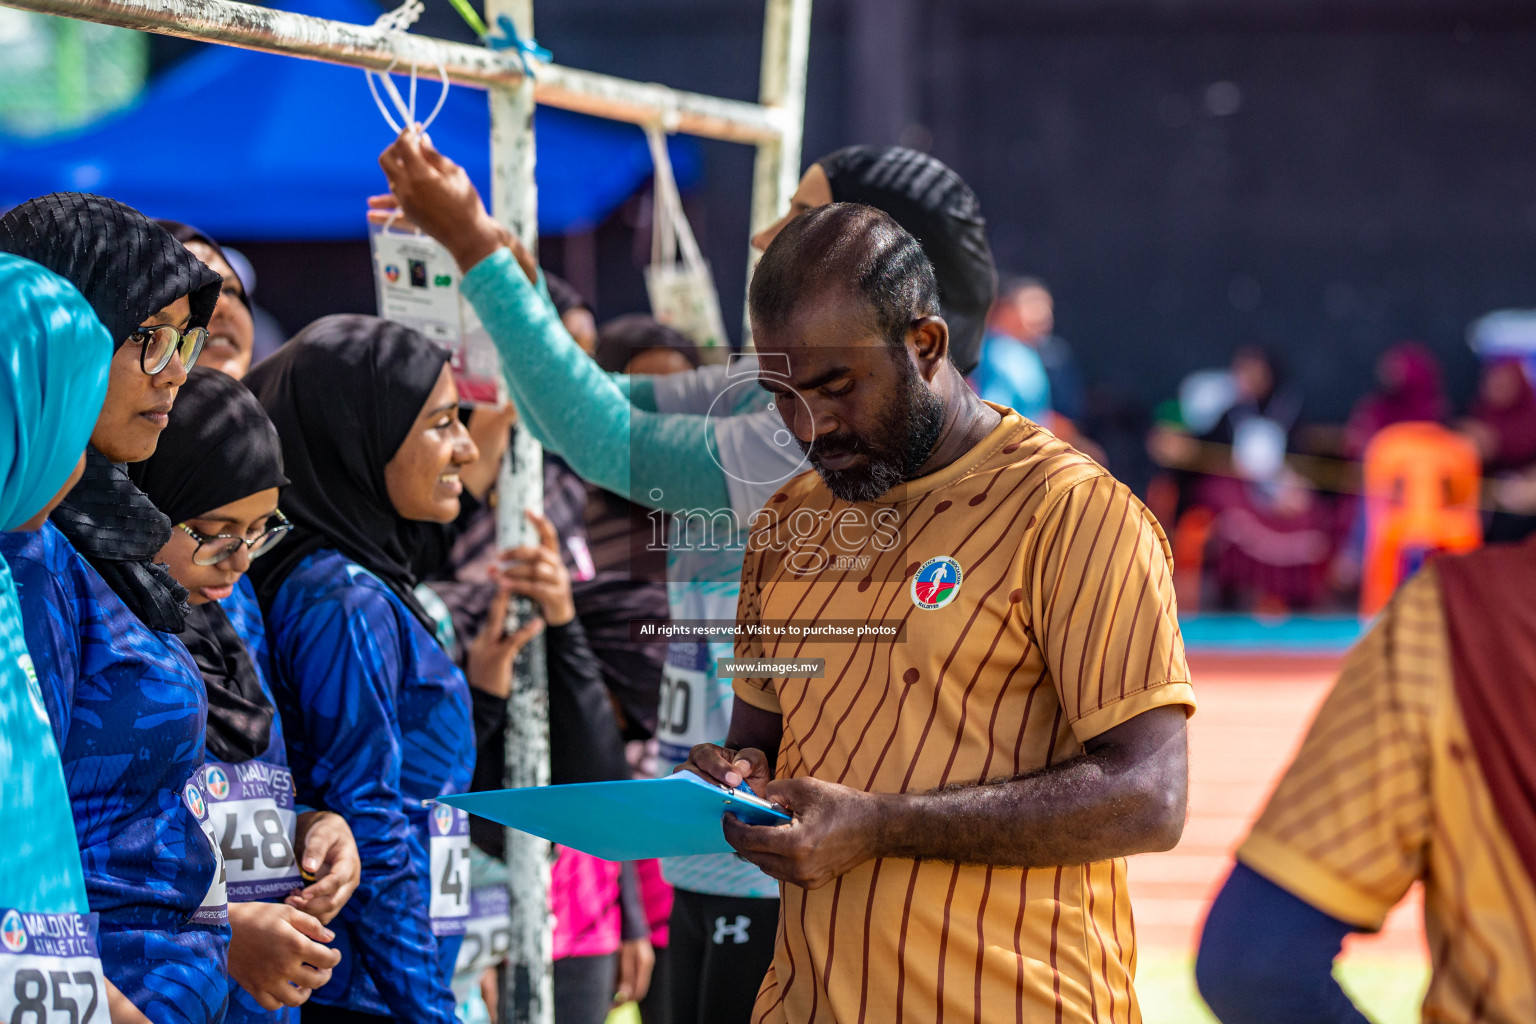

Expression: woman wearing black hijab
xmin=157 ymin=221 xmax=258 ymax=379
xmin=0 ymin=192 xmax=232 ymax=1024
xmin=245 ymin=315 xmax=531 ymax=1024
xmin=133 ymin=367 xmax=365 ymax=1024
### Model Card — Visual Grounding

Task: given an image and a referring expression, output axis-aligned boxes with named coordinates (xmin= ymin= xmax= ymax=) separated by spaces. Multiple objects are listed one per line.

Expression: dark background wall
xmin=182 ymin=0 xmax=1536 ymax=424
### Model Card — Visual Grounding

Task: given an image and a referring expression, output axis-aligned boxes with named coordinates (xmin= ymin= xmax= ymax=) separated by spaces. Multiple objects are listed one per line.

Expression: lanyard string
xmin=366 ymin=0 xmax=450 ymax=136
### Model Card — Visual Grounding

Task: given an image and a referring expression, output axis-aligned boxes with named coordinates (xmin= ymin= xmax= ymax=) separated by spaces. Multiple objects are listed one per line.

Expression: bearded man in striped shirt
xmin=683 ymin=203 xmax=1196 ymax=1024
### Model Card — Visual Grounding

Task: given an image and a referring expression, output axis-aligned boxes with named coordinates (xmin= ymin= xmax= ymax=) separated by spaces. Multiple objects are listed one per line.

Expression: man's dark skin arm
xmin=685 ymin=700 xmax=1188 ymax=890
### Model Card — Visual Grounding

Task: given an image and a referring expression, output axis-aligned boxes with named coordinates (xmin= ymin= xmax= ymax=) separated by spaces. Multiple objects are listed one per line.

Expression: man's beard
xmin=800 ymin=358 xmax=946 ymax=503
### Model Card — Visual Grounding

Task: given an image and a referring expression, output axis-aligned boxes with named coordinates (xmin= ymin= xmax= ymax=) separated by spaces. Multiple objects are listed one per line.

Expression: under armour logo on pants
xmin=713 ymin=914 xmax=751 ymax=945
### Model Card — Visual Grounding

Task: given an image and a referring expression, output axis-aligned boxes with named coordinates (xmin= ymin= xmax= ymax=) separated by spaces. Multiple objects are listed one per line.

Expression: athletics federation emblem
xmin=184 ymin=783 xmax=206 ymax=820
xmin=204 ymin=766 xmax=230 ymax=801
xmin=912 ymin=556 xmax=963 ymax=610
xmin=433 ymin=803 xmax=455 ymax=835
xmin=1 ymin=910 xmax=27 ymax=953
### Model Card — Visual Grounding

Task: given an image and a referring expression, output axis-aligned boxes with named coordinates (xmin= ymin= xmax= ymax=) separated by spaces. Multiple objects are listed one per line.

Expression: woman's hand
xmin=227 ymin=902 xmax=341 ymax=1010
xmin=285 ymin=810 xmax=361 ymax=925
xmin=375 ymin=130 xmax=539 ymax=283
xmin=498 ymin=509 xmax=575 ymax=627
xmin=613 ymin=936 xmax=655 ymax=1007
xmin=466 ymin=578 xmax=546 ymax=699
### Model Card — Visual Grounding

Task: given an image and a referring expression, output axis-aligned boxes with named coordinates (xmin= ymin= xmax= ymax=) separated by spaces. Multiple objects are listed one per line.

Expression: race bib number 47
xmin=0 ymin=909 xmax=106 ymax=1023
xmin=428 ymin=804 xmax=471 ymax=936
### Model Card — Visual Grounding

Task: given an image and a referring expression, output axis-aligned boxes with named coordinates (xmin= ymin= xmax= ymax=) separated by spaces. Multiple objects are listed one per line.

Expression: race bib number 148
xmin=0 ymin=909 xmax=106 ymax=1023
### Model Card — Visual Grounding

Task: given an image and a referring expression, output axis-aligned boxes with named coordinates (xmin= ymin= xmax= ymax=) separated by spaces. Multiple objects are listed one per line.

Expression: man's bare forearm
xmin=869 ymin=704 xmax=1188 ymax=868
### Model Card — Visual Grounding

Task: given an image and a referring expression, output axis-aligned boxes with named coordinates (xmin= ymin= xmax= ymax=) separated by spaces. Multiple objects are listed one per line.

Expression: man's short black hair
xmin=749 ymin=202 xmax=941 ymax=348
xmin=998 ymin=274 xmax=1050 ymax=301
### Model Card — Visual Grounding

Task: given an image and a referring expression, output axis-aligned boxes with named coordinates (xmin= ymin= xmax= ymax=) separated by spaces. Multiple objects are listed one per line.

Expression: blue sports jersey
xmin=216 ymin=578 xmax=300 ymax=1024
xmin=263 ymin=549 xmax=473 ymax=1023
xmin=0 ymin=523 xmax=228 ymax=1024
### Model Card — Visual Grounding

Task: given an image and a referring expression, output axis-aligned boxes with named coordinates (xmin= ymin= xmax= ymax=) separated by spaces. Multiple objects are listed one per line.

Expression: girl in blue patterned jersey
xmin=0 ymin=194 xmax=229 ymax=1024
xmin=0 ymin=254 xmax=117 ymax=1022
xmin=247 ymin=315 xmax=524 ymax=1024
xmin=133 ymin=367 xmax=364 ymax=1023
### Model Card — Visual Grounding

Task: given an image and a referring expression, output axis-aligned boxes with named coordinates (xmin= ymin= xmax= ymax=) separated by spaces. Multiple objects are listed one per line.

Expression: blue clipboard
xmin=438 ymin=772 xmax=792 ymax=861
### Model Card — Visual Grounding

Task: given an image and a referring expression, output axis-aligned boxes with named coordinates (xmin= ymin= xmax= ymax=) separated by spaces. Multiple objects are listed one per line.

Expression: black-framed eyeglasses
xmin=177 ymin=511 xmax=292 ymax=566
xmin=129 ymin=324 xmax=209 ymax=375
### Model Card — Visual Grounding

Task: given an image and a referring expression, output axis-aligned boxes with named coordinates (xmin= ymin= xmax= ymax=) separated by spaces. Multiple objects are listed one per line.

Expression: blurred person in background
xmin=1148 ymin=345 xmax=1300 ymax=505
xmin=1461 ymin=357 xmax=1536 ymax=542
xmin=1342 ymin=341 xmax=1446 ymax=459
xmin=547 ymin=271 xmax=598 ymax=355
xmin=158 ymin=221 xmax=257 ymax=379
xmin=973 ymin=275 xmax=1080 ymax=420
xmin=969 ymin=277 xmax=1052 ymax=423
xmin=1147 ymin=345 xmax=1343 ymax=611
xmin=1460 ymin=357 xmax=1536 ymax=474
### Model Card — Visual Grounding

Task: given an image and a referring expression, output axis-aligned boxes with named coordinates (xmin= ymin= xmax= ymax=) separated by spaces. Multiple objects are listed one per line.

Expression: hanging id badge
xmin=427 ymin=802 xmax=471 ymax=935
xmin=202 ymin=761 xmax=301 ymax=902
xmin=0 ymin=909 xmax=107 ymax=1023
xmin=182 ymin=775 xmax=228 ymax=926
xmin=370 ymin=221 xmax=504 ymax=406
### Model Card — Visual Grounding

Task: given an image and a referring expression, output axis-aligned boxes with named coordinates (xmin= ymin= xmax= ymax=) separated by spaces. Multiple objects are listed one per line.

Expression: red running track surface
xmin=1127 ymin=653 xmax=1428 ymax=958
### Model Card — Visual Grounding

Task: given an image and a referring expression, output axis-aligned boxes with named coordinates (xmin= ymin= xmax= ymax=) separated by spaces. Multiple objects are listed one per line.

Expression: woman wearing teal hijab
xmin=0 ymin=253 xmax=114 ymax=1012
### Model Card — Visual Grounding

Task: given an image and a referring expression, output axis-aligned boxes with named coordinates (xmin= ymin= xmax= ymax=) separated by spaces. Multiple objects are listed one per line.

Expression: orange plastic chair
xmin=1171 ymin=506 xmax=1214 ymax=613
xmin=1360 ymin=422 xmax=1482 ymax=617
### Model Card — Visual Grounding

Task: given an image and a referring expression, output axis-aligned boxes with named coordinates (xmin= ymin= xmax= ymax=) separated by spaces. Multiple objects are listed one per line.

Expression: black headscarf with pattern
xmin=0 ymin=193 xmax=221 ymax=346
xmin=0 ymin=193 xmax=223 ymax=633
xmin=817 ymin=147 xmax=996 ymax=375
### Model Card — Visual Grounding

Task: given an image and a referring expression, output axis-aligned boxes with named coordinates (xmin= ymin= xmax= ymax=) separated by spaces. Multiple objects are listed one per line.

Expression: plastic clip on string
xmin=364 ymin=0 xmax=450 ymax=136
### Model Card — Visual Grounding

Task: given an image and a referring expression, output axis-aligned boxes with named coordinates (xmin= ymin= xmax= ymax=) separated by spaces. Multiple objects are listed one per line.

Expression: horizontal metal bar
xmin=1 ymin=0 xmax=786 ymax=144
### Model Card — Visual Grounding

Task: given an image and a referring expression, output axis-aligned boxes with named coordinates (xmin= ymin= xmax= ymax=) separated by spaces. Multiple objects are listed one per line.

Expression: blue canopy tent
xmin=0 ymin=0 xmax=698 ymax=239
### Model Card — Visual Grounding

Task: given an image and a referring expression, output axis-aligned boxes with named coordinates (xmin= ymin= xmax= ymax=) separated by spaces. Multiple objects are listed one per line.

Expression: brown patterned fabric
xmin=1438 ymin=540 xmax=1536 ymax=891
xmin=1240 ymin=564 xmax=1536 ymax=1021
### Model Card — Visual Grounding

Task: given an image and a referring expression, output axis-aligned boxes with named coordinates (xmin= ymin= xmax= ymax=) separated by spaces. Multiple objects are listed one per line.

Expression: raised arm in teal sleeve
xmin=461 ymin=248 xmax=728 ymax=513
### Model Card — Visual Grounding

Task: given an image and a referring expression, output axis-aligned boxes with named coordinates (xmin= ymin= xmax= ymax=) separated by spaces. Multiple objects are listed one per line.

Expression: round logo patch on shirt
xmin=911 ymin=556 xmax=964 ymax=611
xmin=204 ymin=766 xmax=230 ymax=801
xmin=1 ymin=910 xmax=27 ymax=953
xmin=183 ymin=783 xmax=207 ymax=821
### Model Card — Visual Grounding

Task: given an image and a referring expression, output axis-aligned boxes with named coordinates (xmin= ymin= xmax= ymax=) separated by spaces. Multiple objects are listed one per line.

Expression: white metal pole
xmin=485 ymin=0 xmax=551 ymax=1021
xmin=0 ymin=0 xmax=785 ymax=143
xmin=743 ymin=0 xmax=812 ymax=347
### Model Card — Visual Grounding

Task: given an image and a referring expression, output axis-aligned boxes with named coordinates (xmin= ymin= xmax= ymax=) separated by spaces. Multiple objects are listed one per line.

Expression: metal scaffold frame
xmin=0 ymin=0 xmax=812 ymax=1020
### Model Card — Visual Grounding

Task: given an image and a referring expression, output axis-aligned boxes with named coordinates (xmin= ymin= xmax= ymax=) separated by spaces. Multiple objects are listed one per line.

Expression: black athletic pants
xmin=665 ymin=888 xmax=779 ymax=1024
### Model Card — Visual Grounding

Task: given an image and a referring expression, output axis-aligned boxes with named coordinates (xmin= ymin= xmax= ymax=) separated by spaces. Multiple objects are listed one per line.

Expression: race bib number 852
xmin=0 ymin=910 xmax=106 ymax=1024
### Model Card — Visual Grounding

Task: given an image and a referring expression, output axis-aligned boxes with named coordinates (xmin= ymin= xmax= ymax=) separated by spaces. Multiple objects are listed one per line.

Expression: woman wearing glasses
xmin=247 ymin=315 xmax=529 ymax=1024
xmin=0 ymin=194 xmax=231 ymax=1024
xmin=133 ymin=367 xmax=363 ymax=1024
